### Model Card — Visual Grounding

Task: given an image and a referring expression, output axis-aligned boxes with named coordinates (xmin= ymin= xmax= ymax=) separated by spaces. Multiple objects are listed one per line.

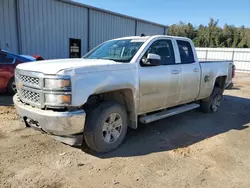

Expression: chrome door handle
xmin=193 ymin=68 xmax=199 ymax=72
xmin=171 ymin=70 xmax=180 ymax=74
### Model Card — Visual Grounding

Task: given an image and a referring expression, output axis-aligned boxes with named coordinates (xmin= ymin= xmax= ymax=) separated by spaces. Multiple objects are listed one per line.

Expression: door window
xmin=177 ymin=40 xmax=195 ymax=64
xmin=141 ymin=39 xmax=175 ymax=65
xmin=0 ymin=53 xmax=14 ymax=64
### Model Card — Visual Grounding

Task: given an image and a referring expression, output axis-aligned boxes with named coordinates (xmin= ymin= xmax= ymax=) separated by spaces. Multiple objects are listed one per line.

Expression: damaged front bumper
xmin=13 ymin=94 xmax=86 ymax=143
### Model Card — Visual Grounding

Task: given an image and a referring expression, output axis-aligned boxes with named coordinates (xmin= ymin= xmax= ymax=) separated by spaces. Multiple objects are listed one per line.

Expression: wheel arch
xmin=7 ymin=76 xmax=16 ymax=94
xmin=214 ymin=75 xmax=227 ymax=90
xmin=83 ymin=88 xmax=138 ymax=129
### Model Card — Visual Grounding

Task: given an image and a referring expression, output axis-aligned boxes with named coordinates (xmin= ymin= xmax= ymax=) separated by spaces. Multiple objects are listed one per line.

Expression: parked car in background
xmin=32 ymin=55 xmax=45 ymax=61
xmin=0 ymin=50 xmax=43 ymax=94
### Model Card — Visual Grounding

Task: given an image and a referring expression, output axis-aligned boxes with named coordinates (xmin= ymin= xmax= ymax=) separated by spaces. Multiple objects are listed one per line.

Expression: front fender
xmin=70 ymin=69 xmax=138 ymax=108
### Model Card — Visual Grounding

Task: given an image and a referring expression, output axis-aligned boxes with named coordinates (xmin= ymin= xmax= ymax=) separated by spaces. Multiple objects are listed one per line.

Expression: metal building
xmin=0 ymin=0 xmax=168 ymax=59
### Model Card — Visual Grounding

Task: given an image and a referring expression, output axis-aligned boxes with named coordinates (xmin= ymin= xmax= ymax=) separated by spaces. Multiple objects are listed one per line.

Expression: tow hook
xmin=26 ymin=118 xmax=41 ymax=128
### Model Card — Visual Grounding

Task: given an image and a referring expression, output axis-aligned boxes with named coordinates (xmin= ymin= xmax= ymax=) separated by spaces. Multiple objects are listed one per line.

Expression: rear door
xmin=176 ymin=40 xmax=201 ymax=104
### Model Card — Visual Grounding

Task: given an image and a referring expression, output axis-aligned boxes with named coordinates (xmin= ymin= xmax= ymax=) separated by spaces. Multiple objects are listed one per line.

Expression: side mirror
xmin=142 ymin=53 xmax=161 ymax=66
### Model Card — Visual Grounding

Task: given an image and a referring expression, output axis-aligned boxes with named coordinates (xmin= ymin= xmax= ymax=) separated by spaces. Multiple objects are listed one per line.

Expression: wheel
xmin=84 ymin=101 xmax=128 ymax=153
xmin=7 ymin=78 xmax=16 ymax=94
xmin=200 ymin=87 xmax=223 ymax=113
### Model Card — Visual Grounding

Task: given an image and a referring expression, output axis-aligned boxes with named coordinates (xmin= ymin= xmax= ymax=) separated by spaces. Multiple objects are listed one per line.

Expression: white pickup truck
xmin=14 ymin=35 xmax=235 ymax=153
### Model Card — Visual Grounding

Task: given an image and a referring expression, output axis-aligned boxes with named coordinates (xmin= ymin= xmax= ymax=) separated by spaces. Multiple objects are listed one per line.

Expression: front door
xmin=139 ymin=39 xmax=181 ymax=114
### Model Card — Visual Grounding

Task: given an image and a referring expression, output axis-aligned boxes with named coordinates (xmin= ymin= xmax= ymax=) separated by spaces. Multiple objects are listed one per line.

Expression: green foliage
xmin=168 ymin=18 xmax=250 ymax=48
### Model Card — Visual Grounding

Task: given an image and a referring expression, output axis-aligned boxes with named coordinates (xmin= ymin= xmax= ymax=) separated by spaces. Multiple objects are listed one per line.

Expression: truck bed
xmin=198 ymin=60 xmax=234 ymax=100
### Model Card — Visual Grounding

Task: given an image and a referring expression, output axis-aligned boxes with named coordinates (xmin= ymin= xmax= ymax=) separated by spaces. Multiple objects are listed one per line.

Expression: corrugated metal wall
xmin=89 ymin=10 xmax=136 ymax=49
xmin=1 ymin=0 xmax=168 ymax=58
xmin=0 ymin=0 xmax=19 ymax=53
xmin=18 ymin=0 xmax=88 ymax=59
xmin=196 ymin=47 xmax=250 ymax=73
xmin=136 ymin=21 xmax=165 ymax=36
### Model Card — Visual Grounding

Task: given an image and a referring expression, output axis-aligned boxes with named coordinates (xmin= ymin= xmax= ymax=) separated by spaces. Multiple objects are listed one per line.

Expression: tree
xmin=167 ymin=18 xmax=250 ymax=48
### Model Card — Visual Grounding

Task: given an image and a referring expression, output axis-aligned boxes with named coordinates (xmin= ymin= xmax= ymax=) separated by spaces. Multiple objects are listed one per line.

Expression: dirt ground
xmin=0 ymin=73 xmax=250 ymax=188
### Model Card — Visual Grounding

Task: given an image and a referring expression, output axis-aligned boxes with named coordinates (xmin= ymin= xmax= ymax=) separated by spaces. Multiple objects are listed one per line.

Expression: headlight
xmin=44 ymin=79 xmax=71 ymax=90
xmin=45 ymin=94 xmax=71 ymax=104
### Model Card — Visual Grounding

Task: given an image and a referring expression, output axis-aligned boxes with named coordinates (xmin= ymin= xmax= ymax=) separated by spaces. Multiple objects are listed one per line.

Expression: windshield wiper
xmin=84 ymin=57 xmax=130 ymax=62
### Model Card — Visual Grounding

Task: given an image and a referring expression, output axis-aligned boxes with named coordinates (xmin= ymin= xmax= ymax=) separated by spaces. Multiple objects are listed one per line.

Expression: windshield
xmin=84 ymin=39 xmax=144 ymax=62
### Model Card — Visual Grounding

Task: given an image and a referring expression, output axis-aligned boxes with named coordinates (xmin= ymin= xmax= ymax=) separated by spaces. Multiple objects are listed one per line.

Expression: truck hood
xmin=16 ymin=58 xmax=132 ymax=74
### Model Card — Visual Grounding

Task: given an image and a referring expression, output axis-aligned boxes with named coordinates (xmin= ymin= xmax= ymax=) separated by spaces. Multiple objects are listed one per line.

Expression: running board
xmin=139 ymin=103 xmax=200 ymax=124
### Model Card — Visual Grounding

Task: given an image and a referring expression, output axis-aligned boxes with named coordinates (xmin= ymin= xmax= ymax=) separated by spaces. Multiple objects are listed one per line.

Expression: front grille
xmin=18 ymin=74 xmax=40 ymax=86
xmin=15 ymin=69 xmax=71 ymax=108
xmin=19 ymin=89 xmax=40 ymax=104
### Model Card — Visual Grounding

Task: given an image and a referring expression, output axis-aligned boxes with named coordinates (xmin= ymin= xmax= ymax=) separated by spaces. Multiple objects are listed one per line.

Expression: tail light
xmin=232 ymin=65 xmax=236 ymax=78
xmin=33 ymin=55 xmax=44 ymax=61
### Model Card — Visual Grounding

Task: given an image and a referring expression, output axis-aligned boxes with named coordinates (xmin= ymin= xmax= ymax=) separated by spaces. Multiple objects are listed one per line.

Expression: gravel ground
xmin=0 ymin=73 xmax=250 ymax=188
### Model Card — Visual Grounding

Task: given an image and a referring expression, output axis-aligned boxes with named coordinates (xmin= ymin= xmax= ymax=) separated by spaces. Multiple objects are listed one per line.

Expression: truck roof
xmin=112 ymin=35 xmax=191 ymax=42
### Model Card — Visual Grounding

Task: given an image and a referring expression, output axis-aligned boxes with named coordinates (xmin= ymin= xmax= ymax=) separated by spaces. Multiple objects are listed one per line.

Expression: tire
xmin=7 ymin=78 xmax=16 ymax=95
xmin=200 ymin=87 xmax=223 ymax=113
xmin=84 ymin=101 xmax=128 ymax=153
xmin=226 ymin=83 xmax=233 ymax=90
